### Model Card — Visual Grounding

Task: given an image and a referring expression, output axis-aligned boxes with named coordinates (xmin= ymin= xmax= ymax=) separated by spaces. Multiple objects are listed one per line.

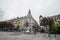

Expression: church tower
xmin=27 ymin=9 xmax=32 ymax=17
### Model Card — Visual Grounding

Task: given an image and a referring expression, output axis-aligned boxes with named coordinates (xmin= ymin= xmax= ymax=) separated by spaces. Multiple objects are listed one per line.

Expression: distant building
xmin=8 ymin=10 xmax=38 ymax=30
xmin=8 ymin=17 xmax=20 ymax=28
xmin=39 ymin=15 xmax=44 ymax=26
xmin=50 ymin=14 xmax=60 ymax=24
xmin=20 ymin=10 xmax=38 ymax=30
xmin=39 ymin=15 xmax=49 ymax=32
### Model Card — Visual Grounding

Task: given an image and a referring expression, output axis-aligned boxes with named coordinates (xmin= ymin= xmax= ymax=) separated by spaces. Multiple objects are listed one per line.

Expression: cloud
xmin=0 ymin=0 xmax=60 ymax=23
xmin=0 ymin=9 xmax=5 ymax=20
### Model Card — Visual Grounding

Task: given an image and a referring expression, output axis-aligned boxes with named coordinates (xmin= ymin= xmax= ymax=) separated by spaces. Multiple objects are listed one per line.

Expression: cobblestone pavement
xmin=0 ymin=32 xmax=60 ymax=40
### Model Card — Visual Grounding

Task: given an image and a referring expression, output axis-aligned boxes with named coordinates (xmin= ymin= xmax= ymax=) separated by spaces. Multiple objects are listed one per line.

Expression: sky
xmin=0 ymin=0 xmax=60 ymax=23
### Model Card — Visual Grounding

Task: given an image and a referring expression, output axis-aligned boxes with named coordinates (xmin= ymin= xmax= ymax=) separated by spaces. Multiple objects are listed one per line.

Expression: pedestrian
xmin=32 ymin=25 xmax=36 ymax=35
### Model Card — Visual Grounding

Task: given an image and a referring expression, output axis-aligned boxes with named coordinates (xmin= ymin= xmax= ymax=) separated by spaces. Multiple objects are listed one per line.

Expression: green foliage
xmin=51 ymin=23 xmax=60 ymax=31
xmin=0 ymin=21 xmax=14 ymax=29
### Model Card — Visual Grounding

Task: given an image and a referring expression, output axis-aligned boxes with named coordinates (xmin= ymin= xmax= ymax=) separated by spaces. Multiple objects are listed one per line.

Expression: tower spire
xmin=27 ymin=9 xmax=32 ymax=17
xmin=28 ymin=9 xmax=31 ymax=14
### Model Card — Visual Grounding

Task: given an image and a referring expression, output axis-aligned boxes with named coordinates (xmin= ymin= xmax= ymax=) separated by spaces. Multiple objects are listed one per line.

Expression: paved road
xmin=0 ymin=32 xmax=60 ymax=40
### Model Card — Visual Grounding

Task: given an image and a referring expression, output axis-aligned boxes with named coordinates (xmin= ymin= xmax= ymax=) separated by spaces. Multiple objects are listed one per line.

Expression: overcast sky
xmin=0 ymin=0 xmax=60 ymax=23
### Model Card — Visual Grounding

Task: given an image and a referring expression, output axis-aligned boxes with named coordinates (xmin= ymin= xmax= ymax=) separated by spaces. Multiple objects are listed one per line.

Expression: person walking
xmin=32 ymin=25 xmax=37 ymax=35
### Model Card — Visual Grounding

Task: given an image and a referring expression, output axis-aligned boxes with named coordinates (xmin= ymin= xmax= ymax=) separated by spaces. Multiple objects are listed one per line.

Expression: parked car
xmin=24 ymin=29 xmax=30 ymax=34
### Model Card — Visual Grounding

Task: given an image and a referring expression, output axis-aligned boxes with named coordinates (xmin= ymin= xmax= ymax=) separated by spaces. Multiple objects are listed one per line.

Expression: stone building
xmin=8 ymin=17 xmax=20 ymax=28
xmin=39 ymin=15 xmax=49 ymax=32
xmin=8 ymin=10 xmax=38 ymax=31
xmin=50 ymin=14 xmax=60 ymax=24
xmin=39 ymin=15 xmax=44 ymax=26
xmin=20 ymin=10 xmax=38 ymax=30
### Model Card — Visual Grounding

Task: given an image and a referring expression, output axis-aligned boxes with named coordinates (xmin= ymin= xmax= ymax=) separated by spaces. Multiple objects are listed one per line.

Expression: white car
xmin=24 ymin=30 xmax=30 ymax=34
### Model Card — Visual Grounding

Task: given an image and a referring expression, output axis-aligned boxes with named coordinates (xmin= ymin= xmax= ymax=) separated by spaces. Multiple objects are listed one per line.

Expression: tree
xmin=47 ymin=18 xmax=55 ymax=37
xmin=48 ymin=18 xmax=54 ymax=31
xmin=0 ymin=21 xmax=15 ymax=31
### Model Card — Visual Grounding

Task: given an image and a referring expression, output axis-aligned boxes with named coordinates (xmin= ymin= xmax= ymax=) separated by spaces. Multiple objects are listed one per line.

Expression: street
xmin=0 ymin=32 xmax=60 ymax=40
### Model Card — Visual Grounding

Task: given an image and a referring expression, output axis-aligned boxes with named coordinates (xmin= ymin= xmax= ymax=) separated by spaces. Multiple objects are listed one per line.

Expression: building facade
xmin=8 ymin=17 xmax=20 ymax=28
xmin=50 ymin=14 xmax=60 ymax=24
xmin=39 ymin=15 xmax=44 ymax=26
xmin=20 ymin=10 xmax=38 ymax=30
xmin=8 ymin=10 xmax=38 ymax=30
xmin=39 ymin=15 xmax=49 ymax=32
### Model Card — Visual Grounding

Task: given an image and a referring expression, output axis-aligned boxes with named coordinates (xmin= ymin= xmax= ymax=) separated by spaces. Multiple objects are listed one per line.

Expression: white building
xmin=20 ymin=10 xmax=38 ymax=28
